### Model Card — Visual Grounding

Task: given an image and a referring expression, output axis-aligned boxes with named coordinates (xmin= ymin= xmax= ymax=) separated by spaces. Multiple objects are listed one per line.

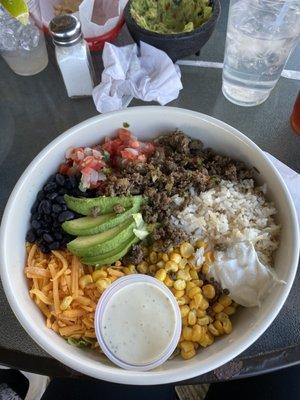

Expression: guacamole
xmin=130 ymin=0 xmax=213 ymax=34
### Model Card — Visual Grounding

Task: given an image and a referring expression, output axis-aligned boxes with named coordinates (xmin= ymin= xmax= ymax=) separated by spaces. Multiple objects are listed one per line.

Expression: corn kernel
xmin=177 ymin=297 xmax=187 ymax=306
xmin=149 ymin=251 xmax=158 ymax=264
xmin=188 ymin=286 xmax=201 ymax=299
xmin=174 ymin=289 xmax=185 ymax=298
xmin=178 ymin=258 xmax=188 ymax=270
xmin=197 ymin=316 xmax=210 ymax=326
xmin=218 ymin=294 xmax=232 ymax=308
xmin=128 ymin=264 xmax=137 ymax=273
xmin=208 ymin=323 xmax=220 ymax=336
xmin=155 ymin=268 xmax=167 ymax=282
xmin=188 ymin=310 xmax=197 ymax=325
xmin=164 ymin=275 xmax=174 ymax=287
xmin=223 ymin=319 xmax=233 ymax=334
xmin=161 ymin=254 xmax=169 ymax=262
xmin=92 ymin=269 xmax=107 ymax=282
xmin=224 ymin=306 xmax=236 ymax=315
xmin=180 ymin=305 xmax=190 ymax=318
xmin=182 ymin=316 xmax=188 ymax=326
xmin=192 ymin=279 xmax=203 ymax=287
xmin=95 ymin=278 xmax=110 ymax=293
xmin=199 ymin=332 xmax=214 ymax=348
xmin=193 ymin=293 xmax=204 ymax=308
xmin=204 ymin=251 xmax=214 ymax=264
xmin=195 ymin=239 xmax=208 ymax=249
xmin=165 ymin=260 xmax=178 ymax=272
xmin=180 ymin=340 xmax=194 ymax=352
xmin=201 ymin=263 xmax=210 ymax=276
xmin=170 ymin=252 xmax=182 ymax=264
xmin=215 ymin=312 xmax=229 ymax=322
xmin=177 ymin=270 xmax=191 ymax=281
xmin=180 ymin=243 xmax=194 ymax=258
xmin=191 ymin=324 xmax=203 ymax=342
xmin=213 ymin=320 xmax=224 ymax=334
xmin=174 ymin=279 xmax=186 ymax=291
xmin=60 ymin=296 xmax=73 ymax=311
xmin=122 ymin=267 xmax=132 ymax=275
xmin=182 ymin=326 xmax=193 ymax=341
xmin=181 ymin=348 xmax=196 ymax=360
xmin=156 ymin=261 xmax=165 ymax=269
xmin=199 ymin=297 xmax=209 ymax=310
xmin=212 ymin=302 xmax=224 ymax=313
xmin=115 ymin=260 xmax=122 ymax=267
xmin=186 ymin=281 xmax=196 ymax=291
xmin=149 ymin=265 xmax=157 ymax=275
xmin=79 ymin=274 xmax=93 ymax=289
xmin=196 ymin=309 xmax=206 ymax=318
xmin=137 ymin=261 xmax=148 ymax=274
xmin=107 ymin=268 xmax=124 ymax=277
xmin=202 ymin=284 xmax=216 ymax=300
xmin=189 ymin=269 xmax=198 ymax=280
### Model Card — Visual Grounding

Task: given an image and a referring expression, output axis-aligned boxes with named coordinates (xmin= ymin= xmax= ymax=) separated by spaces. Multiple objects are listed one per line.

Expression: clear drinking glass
xmin=222 ymin=0 xmax=300 ymax=106
xmin=0 ymin=0 xmax=48 ymax=76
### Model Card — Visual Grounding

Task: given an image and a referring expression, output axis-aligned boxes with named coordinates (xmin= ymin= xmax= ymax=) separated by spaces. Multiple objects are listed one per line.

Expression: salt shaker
xmin=49 ymin=15 xmax=95 ymax=98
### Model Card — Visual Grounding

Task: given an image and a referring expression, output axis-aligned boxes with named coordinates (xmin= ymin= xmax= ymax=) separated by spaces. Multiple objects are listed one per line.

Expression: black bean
xmin=54 ymin=232 xmax=63 ymax=241
xmin=47 ymin=192 xmax=58 ymax=200
xmin=52 ymin=204 xmax=62 ymax=213
xmin=37 ymin=229 xmax=45 ymax=236
xmin=26 ymin=230 xmax=36 ymax=243
xmin=40 ymin=244 xmax=50 ymax=253
xmin=37 ymin=190 xmax=45 ymax=201
xmin=31 ymin=220 xmax=41 ymax=230
xmin=31 ymin=199 xmax=39 ymax=214
xmin=223 ymin=288 xmax=230 ymax=295
xmin=61 ymin=204 xmax=68 ymax=211
xmin=68 ymin=175 xmax=77 ymax=188
xmin=58 ymin=187 xmax=67 ymax=195
xmin=43 ymin=182 xmax=57 ymax=192
xmin=58 ymin=211 xmax=75 ymax=223
xmin=55 ymin=195 xmax=65 ymax=204
xmin=43 ymin=233 xmax=53 ymax=243
xmin=55 ymin=174 xmax=65 ymax=186
xmin=41 ymin=200 xmax=51 ymax=215
xmin=49 ymin=241 xmax=60 ymax=250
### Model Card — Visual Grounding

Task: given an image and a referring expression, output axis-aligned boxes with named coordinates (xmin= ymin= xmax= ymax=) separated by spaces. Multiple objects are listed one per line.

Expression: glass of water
xmin=0 ymin=0 xmax=48 ymax=76
xmin=222 ymin=0 xmax=300 ymax=106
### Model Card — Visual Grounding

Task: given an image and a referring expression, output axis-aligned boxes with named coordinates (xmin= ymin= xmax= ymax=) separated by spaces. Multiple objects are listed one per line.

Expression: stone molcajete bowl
xmin=124 ymin=0 xmax=221 ymax=61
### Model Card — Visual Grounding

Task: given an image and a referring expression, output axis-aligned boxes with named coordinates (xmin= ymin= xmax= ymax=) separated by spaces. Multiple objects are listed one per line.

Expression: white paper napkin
xmin=39 ymin=0 xmax=126 ymax=37
xmin=265 ymin=152 xmax=300 ymax=225
xmin=92 ymin=42 xmax=183 ymax=113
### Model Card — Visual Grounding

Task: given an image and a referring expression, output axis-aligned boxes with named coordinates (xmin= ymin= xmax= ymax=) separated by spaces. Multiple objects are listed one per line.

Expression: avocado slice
xmin=67 ymin=218 xmax=136 ymax=257
xmin=62 ymin=200 xmax=142 ymax=236
xmin=64 ymin=194 xmax=143 ymax=216
xmin=81 ymin=235 xmax=139 ymax=266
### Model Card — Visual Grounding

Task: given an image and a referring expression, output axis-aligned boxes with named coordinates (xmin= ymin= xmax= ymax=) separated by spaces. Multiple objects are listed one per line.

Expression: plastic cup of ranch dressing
xmin=95 ymin=274 xmax=182 ymax=371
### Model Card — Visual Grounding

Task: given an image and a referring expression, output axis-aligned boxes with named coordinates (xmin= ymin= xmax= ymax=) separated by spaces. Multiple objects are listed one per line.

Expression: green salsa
xmin=130 ymin=0 xmax=213 ymax=34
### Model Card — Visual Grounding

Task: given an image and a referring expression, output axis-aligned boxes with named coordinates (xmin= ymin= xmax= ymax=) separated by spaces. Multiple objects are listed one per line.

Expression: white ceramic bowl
xmin=0 ymin=107 xmax=299 ymax=385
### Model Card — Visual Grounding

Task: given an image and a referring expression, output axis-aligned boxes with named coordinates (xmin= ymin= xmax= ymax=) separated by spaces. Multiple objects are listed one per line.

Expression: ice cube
xmin=19 ymin=23 xmax=40 ymax=51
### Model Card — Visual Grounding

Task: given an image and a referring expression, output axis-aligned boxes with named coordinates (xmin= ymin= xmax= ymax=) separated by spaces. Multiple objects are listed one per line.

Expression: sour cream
xmin=95 ymin=275 xmax=181 ymax=370
xmin=208 ymin=241 xmax=285 ymax=307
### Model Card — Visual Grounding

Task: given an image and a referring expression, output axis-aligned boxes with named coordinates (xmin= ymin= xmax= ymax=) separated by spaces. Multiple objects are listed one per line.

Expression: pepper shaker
xmin=49 ymin=15 xmax=96 ymax=98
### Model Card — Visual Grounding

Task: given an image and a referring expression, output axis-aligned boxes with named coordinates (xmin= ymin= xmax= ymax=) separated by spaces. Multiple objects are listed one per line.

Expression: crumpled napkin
xmin=265 ymin=152 xmax=300 ymax=225
xmin=92 ymin=42 xmax=183 ymax=113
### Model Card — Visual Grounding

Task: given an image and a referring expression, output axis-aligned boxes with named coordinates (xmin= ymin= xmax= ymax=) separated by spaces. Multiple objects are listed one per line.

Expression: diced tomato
xmin=118 ymin=128 xmax=133 ymax=142
xmin=78 ymin=156 xmax=104 ymax=171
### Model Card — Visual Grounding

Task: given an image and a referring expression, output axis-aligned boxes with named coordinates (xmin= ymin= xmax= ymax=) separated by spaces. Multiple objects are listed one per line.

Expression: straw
xmin=273 ymin=0 xmax=293 ymax=30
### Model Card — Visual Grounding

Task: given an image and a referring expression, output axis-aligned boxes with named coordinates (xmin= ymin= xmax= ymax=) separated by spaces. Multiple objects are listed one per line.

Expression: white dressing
xmin=101 ymin=282 xmax=176 ymax=365
xmin=208 ymin=241 xmax=285 ymax=307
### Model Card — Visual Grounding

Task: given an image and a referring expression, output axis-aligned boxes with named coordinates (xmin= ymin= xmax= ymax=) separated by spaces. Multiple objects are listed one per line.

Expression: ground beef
xmin=113 ymin=204 xmax=126 ymax=214
xmin=122 ymin=244 xmax=145 ymax=265
xmin=151 ymin=222 xmax=189 ymax=252
xmin=99 ymin=130 xmax=254 ymax=251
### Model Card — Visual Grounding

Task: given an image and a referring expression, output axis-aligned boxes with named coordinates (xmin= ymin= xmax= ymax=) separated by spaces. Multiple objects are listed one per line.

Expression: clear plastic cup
xmin=95 ymin=274 xmax=182 ymax=371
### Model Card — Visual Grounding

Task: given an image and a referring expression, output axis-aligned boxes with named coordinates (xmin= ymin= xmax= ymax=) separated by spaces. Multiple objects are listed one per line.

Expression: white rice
xmin=172 ymin=179 xmax=280 ymax=267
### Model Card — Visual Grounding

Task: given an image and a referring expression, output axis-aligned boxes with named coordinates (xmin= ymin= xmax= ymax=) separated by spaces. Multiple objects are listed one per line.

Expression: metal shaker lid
xmin=49 ymin=14 xmax=82 ymax=46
